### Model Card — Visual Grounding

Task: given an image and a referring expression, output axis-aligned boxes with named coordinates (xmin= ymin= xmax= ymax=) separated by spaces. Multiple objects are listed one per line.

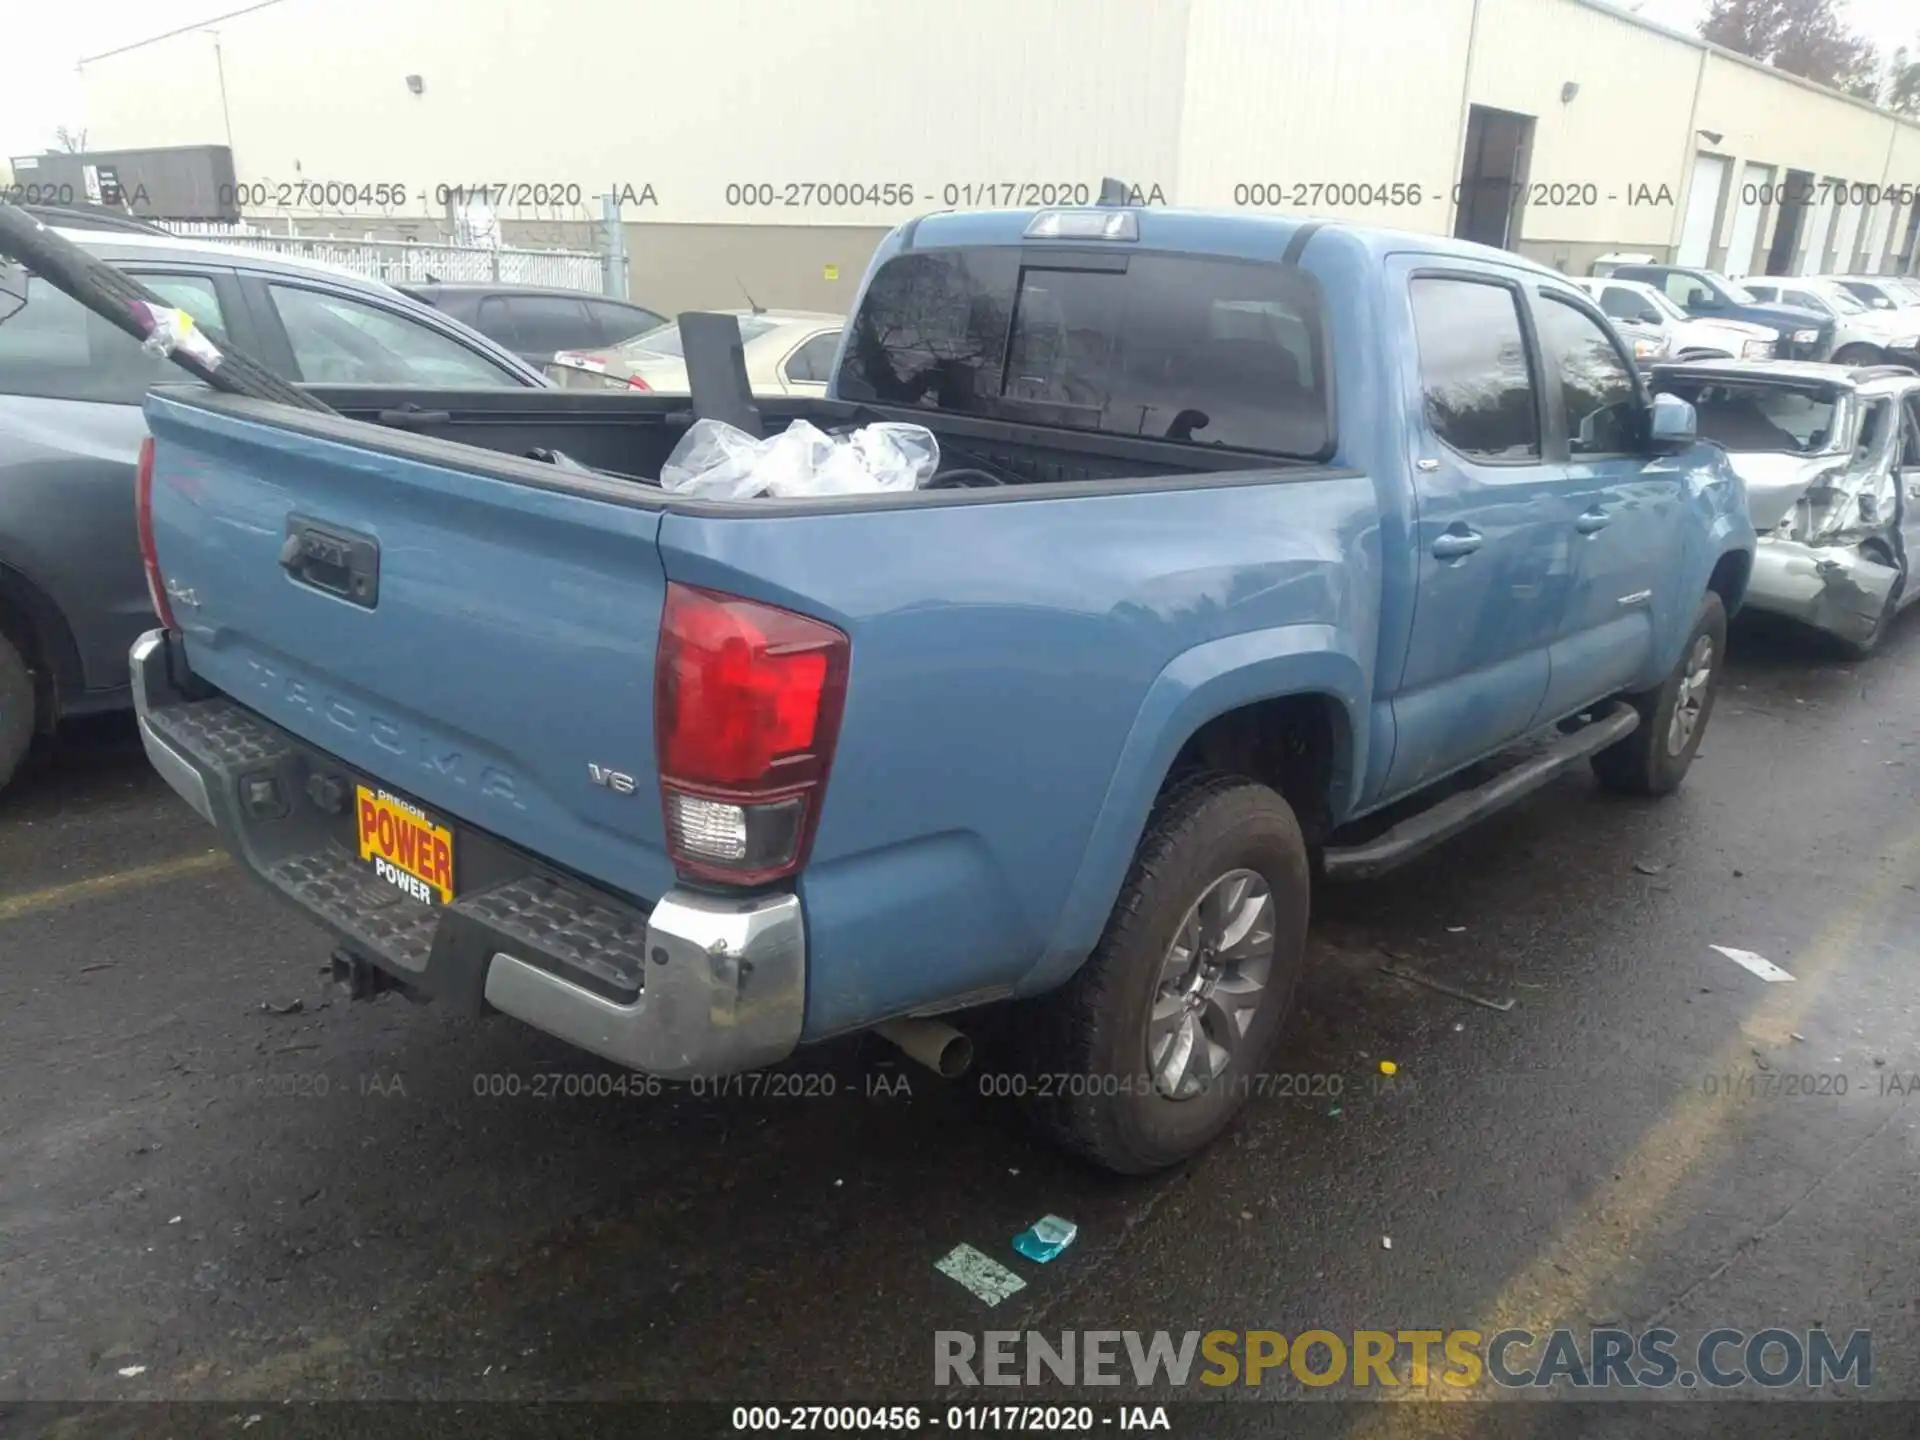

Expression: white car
xmin=1741 ymin=278 xmax=1920 ymax=368
xmin=1821 ymin=275 xmax=1920 ymax=327
xmin=1576 ymin=278 xmax=1779 ymax=362
xmin=547 ymin=310 xmax=845 ymax=396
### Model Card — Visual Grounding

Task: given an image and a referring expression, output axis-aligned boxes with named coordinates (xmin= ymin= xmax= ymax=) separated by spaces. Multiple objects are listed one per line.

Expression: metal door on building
xmin=1676 ymin=154 xmax=1728 ymax=267
xmin=1797 ymin=182 xmax=1838 ymax=274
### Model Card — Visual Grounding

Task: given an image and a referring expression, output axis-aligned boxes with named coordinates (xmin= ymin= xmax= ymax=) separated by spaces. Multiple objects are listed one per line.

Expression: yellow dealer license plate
xmin=356 ymin=784 xmax=455 ymax=905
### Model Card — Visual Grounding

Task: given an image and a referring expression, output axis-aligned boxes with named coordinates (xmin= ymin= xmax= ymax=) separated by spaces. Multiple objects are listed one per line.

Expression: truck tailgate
xmin=142 ymin=391 xmax=680 ymax=906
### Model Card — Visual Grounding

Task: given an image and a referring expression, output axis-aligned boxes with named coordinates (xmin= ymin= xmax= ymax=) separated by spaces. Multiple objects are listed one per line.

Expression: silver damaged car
xmin=1650 ymin=359 xmax=1920 ymax=656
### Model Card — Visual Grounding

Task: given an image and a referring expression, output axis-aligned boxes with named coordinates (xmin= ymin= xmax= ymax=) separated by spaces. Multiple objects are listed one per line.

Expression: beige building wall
xmin=71 ymin=0 xmax=1920 ymax=302
xmin=1472 ymin=0 xmax=1704 ymax=271
xmin=1173 ymin=0 xmax=1473 ymax=235
xmin=79 ymin=0 xmax=1192 ymax=230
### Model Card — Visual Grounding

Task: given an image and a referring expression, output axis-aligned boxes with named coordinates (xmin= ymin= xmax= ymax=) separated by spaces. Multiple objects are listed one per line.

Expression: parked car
xmin=1575 ymin=277 xmax=1779 ymax=361
xmin=1821 ymin=274 xmax=1920 ymax=320
xmin=1565 ymin=289 xmax=1670 ymax=368
xmin=398 ymin=283 xmax=666 ymax=369
xmin=547 ymin=310 xmax=845 ymax=396
xmin=21 ymin=205 xmax=1754 ymax=1172
xmin=1609 ymin=264 xmax=1833 ymax=360
xmin=1651 ymin=358 xmax=1920 ymax=654
xmin=1739 ymin=278 xmax=1920 ymax=368
xmin=0 ymin=227 xmax=548 ymax=793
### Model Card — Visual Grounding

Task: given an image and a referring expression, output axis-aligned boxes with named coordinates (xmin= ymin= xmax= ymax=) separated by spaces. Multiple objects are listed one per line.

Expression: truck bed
xmin=301 ymin=384 xmax=1280 ymax=496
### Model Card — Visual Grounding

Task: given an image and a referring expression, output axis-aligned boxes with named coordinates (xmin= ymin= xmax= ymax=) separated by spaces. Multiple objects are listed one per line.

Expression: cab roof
xmin=895 ymin=206 xmax=1571 ymax=279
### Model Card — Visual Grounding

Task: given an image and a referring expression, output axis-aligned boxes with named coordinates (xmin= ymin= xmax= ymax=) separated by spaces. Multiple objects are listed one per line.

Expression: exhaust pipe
xmin=875 ymin=1017 xmax=974 ymax=1078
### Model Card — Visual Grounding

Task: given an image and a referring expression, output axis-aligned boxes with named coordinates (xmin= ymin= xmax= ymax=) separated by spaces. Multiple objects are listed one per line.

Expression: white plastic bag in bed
xmin=660 ymin=418 xmax=939 ymax=499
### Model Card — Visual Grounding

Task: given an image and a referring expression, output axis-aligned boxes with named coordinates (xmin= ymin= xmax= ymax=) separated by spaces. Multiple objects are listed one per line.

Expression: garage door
xmin=1722 ymin=162 xmax=1773 ymax=277
xmin=1677 ymin=154 xmax=1728 ymax=267
xmin=1830 ymin=186 xmax=1865 ymax=272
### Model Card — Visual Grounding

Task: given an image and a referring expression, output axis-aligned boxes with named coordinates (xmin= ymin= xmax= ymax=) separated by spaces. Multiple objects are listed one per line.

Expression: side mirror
xmin=0 ymin=259 xmax=26 ymax=326
xmin=1648 ymin=392 xmax=1697 ymax=452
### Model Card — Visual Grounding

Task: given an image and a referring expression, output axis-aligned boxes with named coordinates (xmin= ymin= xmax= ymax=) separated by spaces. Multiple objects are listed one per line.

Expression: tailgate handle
xmin=280 ymin=516 xmax=380 ymax=609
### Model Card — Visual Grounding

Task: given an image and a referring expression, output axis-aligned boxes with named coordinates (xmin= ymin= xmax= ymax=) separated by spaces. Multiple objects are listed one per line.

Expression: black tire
xmin=0 ymin=632 xmax=34 ymax=797
xmin=1020 ymin=772 xmax=1311 ymax=1174
xmin=1592 ymin=591 xmax=1727 ymax=796
xmin=1831 ymin=344 xmax=1884 ymax=367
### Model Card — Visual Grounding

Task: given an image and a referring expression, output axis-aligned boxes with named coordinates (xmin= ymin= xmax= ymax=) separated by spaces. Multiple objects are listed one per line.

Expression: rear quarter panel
xmin=659 ymin=474 xmax=1379 ymax=1039
xmin=0 ymin=394 xmax=152 ymax=702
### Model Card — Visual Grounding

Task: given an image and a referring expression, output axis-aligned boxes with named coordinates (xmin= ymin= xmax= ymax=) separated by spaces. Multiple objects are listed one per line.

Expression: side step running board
xmin=1321 ymin=704 xmax=1641 ymax=882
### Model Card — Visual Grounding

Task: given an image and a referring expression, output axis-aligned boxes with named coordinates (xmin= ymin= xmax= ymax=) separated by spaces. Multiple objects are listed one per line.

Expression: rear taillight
xmin=626 ymin=375 xmax=652 ymax=392
xmin=655 ymin=583 xmax=849 ymax=886
xmin=135 ymin=436 xmax=177 ymax=630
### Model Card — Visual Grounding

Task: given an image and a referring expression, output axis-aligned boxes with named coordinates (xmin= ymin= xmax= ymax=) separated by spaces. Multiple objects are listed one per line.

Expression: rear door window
xmin=1407 ymin=277 xmax=1541 ymax=461
xmin=836 ymin=249 xmax=1333 ymax=458
xmin=1598 ymin=286 xmax=1651 ymax=322
xmin=503 ymin=294 xmax=596 ymax=353
xmin=268 ymin=284 xmax=524 ymax=386
xmin=585 ymin=299 xmax=665 ymax=346
xmin=475 ymin=295 xmax=520 ymax=347
xmin=0 ymin=270 xmax=228 ymax=403
xmin=782 ymin=331 xmax=841 ymax=384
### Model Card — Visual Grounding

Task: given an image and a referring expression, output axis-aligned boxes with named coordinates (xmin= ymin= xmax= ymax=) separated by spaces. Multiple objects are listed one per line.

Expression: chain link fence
xmin=160 ymin=222 xmax=606 ymax=292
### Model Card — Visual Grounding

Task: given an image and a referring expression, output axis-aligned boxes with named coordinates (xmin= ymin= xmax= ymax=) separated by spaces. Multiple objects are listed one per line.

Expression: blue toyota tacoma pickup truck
xmin=118 ymin=206 xmax=1755 ymax=1172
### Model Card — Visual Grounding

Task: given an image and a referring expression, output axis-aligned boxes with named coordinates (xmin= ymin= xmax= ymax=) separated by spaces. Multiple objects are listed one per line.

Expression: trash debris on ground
xmin=1381 ymin=1236 xmax=1393 ymax=1250
xmin=1379 ymin=964 xmax=1516 ymax=1012
xmin=1326 ymin=1104 xmax=1342 ymax=1117
xmin=1012 ymin=1215 xmax=1078 ymax=1264
xmin=661 ymin=418 xmax=939 ymax=499
xmin=117 ymin=1365 xmax=147 ymax=1378
xmin=1791 ymin=1033 xmax=1805 ymax=1043
xmin=1445 ymin=925 xmax=1467 ymax=933
xmin=1708 ymin=945 xmax=1795 ymax=983
xmin=1453 ymin=1022 xmax=1465 ymax=1032
xmin=1378 ymin=1060 xmax=1398 ymax=1076
xmin=1633 ymin=859 xmax=1665 ymax=876
xmin=1239 ymin=1210 xmax=1253 ymax=1221
xmin=167 ymin=1215 xmax=182 ymax=1225
xmin=258 ymin=999 xmax=304 ymax=1015
xmin=935 ymin=1243 xmax=1027 ymax=1305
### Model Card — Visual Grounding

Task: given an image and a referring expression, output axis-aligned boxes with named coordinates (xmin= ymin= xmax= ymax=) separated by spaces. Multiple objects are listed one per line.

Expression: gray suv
xmin=0 ymin=229 xmax=547 ymax=793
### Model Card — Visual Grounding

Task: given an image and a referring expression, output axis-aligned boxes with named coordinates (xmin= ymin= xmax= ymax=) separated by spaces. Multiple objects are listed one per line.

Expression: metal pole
xmin=600 ymin=191 xmax=629 ymax=299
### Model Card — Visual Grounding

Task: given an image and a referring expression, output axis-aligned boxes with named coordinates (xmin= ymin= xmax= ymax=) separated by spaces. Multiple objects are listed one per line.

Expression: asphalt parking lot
xmin=1 ymin=611 xmax=1917 ymax=1427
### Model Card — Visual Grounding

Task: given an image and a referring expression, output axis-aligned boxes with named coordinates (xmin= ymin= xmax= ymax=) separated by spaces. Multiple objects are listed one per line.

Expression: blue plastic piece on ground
xmin=1012 ymin=1214 xmax=1078 ymax=1263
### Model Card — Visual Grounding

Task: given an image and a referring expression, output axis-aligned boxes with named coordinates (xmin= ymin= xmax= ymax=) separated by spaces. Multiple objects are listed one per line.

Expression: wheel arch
xmin=0 ymin=561 xmax=83 ymax=731
xmin=1017 ymin=627 xmax=1366 ymax=995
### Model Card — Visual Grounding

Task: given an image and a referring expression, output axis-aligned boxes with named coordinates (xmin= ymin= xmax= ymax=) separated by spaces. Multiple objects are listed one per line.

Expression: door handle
xmin=1575 ymin=510 xmax=1611 ymax=534
xmin=375 ymin=405 xmax=453 ymax=429
xmin=1431 ymin=529 xmax=1483 ymax=560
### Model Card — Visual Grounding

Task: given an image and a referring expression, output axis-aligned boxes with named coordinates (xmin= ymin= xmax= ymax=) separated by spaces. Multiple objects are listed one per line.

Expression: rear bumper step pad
xmin=130 ymin=630 xmax=804 ymax=1077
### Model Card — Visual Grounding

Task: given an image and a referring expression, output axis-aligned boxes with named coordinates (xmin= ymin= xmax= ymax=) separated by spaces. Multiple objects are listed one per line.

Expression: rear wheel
xmin=0 ymin=632 xmax=35 ymax=797
xmin=1832 ymin=343 xmax=1884 ymax=367
xmin=1592 ymin=591 xmax=1726 ymax=796
xmin=1021 ymin=772 xmax=1311 ymax=1174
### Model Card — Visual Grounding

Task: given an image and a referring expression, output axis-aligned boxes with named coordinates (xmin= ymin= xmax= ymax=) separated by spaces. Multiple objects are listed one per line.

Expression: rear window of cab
xmin=835 ymin=248 xmax=1334 ymax=460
